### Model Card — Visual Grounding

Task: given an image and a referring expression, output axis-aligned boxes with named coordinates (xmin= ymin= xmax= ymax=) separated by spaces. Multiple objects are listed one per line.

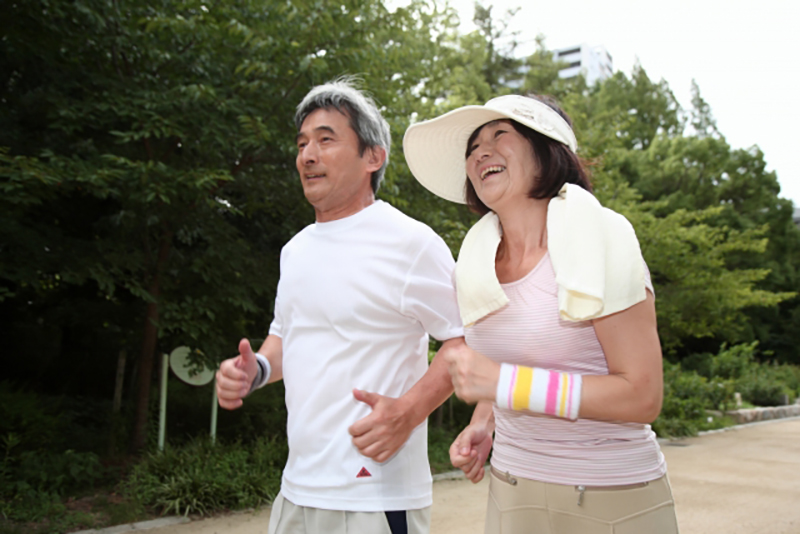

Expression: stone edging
xmin=74 ymin=413 xmax=800 ymax=533
xmin=721 ymin=405 xmax=800 ymax=424
xmin=692 ymin=414 xmax=800 ymax=437
xmin=71 ymin=516 xmax=189 ymax=534
xmin=437 ymin=414 xmax=800 ymax=481
xmin=706 ymin=404 xmax=800 ymax=425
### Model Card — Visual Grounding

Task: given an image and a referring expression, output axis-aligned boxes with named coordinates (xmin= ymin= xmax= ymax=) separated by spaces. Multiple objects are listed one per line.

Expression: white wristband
xmin=251 ymin=352 xmax=272 ymax=391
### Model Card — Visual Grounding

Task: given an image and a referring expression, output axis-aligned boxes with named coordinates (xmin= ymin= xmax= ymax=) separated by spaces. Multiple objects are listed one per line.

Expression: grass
xmin=0 ymin=416 xmax=766 ymax=534
xmin=1 ymin=428 xmax=460 ymax=534
xmin=698 ymin=413 xmax=738 ymax=432
xmin=0 ymin=493 xmax=151 ymax=534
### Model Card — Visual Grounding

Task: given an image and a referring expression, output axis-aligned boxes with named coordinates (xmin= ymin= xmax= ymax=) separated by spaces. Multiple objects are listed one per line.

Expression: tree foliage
xmin=0 ymin=0 xmax=458 ymax=450
xmin=1 ymin=0 xmax=798 ymax=458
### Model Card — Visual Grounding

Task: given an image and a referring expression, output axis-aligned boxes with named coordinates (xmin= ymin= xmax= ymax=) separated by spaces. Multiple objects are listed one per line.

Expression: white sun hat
xmin=403 ymin=95 xmax=578 ymax=204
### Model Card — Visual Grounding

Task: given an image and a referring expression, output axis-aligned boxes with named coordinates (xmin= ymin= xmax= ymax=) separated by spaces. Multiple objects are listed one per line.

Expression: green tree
xmin=587 ymin=73 xmax=797 ymax=358
xmin=689 ymin=79 xmax=721 ymax=139
xmin=0 ymin=0 xmax=458 ymax=450
xmin=402 ymin=5 xmax=796 ymax=357
xmin=585 ymin=65 xmax=682 ymax=152
xmin=521 ymin=35 xmax=586 ymax=100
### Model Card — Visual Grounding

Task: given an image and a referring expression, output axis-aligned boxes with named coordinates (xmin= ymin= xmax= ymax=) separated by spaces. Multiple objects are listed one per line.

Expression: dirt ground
xmin=144 ymin=418 xmax=800 ymax=534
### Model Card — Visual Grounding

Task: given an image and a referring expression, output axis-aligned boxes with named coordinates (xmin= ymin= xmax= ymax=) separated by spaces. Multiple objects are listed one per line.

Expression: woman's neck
xmin=494 ymin=198 xmax=549 ymax=281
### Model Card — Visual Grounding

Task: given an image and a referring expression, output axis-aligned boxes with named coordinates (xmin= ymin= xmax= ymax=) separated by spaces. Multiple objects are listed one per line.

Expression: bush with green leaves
xmin=1 ymin=443 xmax=103 ymax=522
xmin=0 ymin=383 xmax=64 ymax=454
xmin=652 ymin=361 xmax=736 ymax=438
xmin=681 ymin=342 xmax=758 ymax=380
xmin=737 ymin=363 xmax=798 ymax=406
xmin=0 ymin=484 xmax=64 ymax=524
xmin=681 ymin=342 xmax=798 ymax=406
xmin=124 ymin=437 xmax=286 ymax=517
xmin=0 ymin=383 xmax=110 ymax=523
xmin=14 ymin=449 xmax=103 ymax=495
xmin=427 ymin=426 xmax=458 ymax=475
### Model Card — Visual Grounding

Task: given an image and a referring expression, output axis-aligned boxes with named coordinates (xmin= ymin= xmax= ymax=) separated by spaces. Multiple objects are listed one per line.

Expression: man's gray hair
xmin=295 ymin=78 xmax=391 ymax=194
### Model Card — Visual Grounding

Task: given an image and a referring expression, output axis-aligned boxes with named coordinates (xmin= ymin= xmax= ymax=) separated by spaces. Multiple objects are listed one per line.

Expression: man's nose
xmin=300 ymin=143 xmax=318 ymax=165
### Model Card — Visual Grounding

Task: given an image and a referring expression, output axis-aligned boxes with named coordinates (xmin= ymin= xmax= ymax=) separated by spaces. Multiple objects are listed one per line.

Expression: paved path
xmin=142 ymin=418 xmax=800 ymax=534
xmin=662 ymin=418 xmax=800 ymax=534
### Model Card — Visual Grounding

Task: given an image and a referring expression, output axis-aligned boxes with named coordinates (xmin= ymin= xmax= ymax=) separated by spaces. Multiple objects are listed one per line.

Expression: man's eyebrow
xmin=296 ymin=125 xmax=336 ymax=142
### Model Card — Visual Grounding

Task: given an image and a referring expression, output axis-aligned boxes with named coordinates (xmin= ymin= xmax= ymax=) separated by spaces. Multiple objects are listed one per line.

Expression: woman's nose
xmin=475 ymin=145 xmax=492 ymax=161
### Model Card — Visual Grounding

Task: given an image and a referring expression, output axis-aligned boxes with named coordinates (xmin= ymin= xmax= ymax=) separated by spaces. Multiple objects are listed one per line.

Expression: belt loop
xmin=491 ymin=466 xmax=518 ymax=486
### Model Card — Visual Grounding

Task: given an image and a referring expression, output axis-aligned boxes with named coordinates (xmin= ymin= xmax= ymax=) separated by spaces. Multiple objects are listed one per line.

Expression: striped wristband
xmin=495 ymin=363 xmax=582 ymax=420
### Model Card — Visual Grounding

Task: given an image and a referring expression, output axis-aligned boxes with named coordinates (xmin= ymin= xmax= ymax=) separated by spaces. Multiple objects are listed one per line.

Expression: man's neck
xmin=314 ymin=194 xmax=376 ymax=223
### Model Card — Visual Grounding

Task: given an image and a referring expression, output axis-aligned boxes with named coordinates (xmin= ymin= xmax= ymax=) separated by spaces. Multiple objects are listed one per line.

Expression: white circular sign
xmin=169 ymin=346 xmax=215 ymax=386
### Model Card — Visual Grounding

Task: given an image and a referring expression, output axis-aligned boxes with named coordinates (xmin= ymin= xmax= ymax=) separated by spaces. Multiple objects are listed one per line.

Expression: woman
xmin=403 ymin=95 xmax=679 ymax=533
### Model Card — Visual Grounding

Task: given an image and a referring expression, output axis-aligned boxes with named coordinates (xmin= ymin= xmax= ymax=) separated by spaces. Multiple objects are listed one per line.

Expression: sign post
xmin=157 ymin=346 xmax=217 ymax=451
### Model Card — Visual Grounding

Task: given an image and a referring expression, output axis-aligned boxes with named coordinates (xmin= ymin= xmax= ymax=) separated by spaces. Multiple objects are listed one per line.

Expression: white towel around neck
xmin=455 ymin=183 xmax=646 ymax=326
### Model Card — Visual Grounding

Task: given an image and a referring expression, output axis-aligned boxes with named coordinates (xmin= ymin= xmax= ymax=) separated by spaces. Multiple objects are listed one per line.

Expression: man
xmin=216 ymin=79 xmax=464 ymax=534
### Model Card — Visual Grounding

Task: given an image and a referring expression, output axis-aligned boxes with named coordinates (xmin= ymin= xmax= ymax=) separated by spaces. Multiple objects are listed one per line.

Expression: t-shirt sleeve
xmin=400 ymin=233 xmax=464 ymax=341
xmin=643 ymin=259 xmax=655 ymax=297
xmin=268 ymin=292 xmax=282 ymax=338
xmin=269 ymin=248 xmax=286 ymax=338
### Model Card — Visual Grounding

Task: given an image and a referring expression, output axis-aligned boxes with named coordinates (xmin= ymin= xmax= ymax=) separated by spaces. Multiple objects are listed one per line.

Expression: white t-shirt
xmin=268 ymin=200 xmax=463 ymax=512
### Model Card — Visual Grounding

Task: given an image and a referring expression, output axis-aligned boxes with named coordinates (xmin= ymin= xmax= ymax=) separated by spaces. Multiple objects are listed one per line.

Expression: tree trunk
xmin=113 ymin=350 xmax=126 ymax=414
xmin=448 ymin=395 xmax=454 ymax=425
xmin=433 ymin=404 xmax=444 ymax=428
xmin=108 ymin=350 xmax=127 ymax=456
xmin=131 ymin=227 xmax=173 ymax=452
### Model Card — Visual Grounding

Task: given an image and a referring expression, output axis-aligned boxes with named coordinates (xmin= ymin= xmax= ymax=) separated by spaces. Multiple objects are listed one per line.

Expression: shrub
xmin=0 ymin=487 xmax=65 ymax=523
xmin=709 ymin=342 xmax=759 ymax=379
xmin=16 ymin=450 xmax=104 ymax=496
xmin=652 ymin=361 xmax=736 ymax=438
xmin=681 ymin=342 xmax=758 ymax=380
xmin=428 ymin=426 xmax=459 ymax=474
xmin=1 ymin=431 xmax=106 ymax=523
xmin=124 ymin=436 xmax=286 ymax=517
xmin=0 ymin=383 xmax=65 ymax=454
xmin=680 ymin=342 xmax=799 ymax=407
xmin=736 ymin=363 xmax=797 ymax=406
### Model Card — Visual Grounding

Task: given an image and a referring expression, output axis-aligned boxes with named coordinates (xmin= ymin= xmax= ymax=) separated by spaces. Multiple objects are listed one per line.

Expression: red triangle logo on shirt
xmin=356 ymin=467 xmax=372 ymax=478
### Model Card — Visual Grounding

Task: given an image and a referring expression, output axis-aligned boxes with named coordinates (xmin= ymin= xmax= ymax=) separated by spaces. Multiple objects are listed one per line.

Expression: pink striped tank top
xmin=465 ymin=252 xmax=667 ymax=486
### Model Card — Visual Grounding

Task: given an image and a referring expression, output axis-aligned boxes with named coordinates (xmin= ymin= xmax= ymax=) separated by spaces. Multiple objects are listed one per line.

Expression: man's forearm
xmin=397 ymin=337 xmax=464 ymax=427
xmin=255 ymin=334 xmax=284 ymax=385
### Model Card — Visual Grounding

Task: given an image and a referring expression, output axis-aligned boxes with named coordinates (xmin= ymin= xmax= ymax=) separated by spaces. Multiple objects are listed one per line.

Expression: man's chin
xmin=301 ymin=183 xmax=325 ymax=200
xmin=302 ymin=190 xmax=329 ymax=210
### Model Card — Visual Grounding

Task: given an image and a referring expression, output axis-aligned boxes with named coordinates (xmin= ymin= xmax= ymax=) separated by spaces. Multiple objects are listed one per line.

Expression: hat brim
xmin=403 ymin=106 xmax=507 ymax=204
xmin=403 ymin=98 xmax=577 ymax=204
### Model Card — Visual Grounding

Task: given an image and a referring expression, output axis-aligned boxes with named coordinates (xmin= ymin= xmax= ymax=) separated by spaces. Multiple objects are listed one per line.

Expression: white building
xmin=553 ymin=44 xmax=614 ymax=86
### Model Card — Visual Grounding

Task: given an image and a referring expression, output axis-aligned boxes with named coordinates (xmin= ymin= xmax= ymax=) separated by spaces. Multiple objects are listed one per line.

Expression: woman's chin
xmin=475 ymin=186 xmax=502 ymax=208
xmin=477 ymin=190 xmax=510 ymax=212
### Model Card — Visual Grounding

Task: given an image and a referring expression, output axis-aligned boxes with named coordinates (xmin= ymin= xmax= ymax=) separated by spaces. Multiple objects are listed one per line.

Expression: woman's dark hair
xmin=464 ymin=95 xmax=592 ymax=215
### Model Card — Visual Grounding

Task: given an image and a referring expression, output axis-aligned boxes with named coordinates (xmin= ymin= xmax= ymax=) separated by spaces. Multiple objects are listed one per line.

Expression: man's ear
xmin=364 ymin=146 xmax=386 ymax=173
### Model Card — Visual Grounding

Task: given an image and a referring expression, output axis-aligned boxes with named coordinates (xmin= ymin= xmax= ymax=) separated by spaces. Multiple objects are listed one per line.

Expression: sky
xmin=401 ymin=0 xmax=800 ymax=206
